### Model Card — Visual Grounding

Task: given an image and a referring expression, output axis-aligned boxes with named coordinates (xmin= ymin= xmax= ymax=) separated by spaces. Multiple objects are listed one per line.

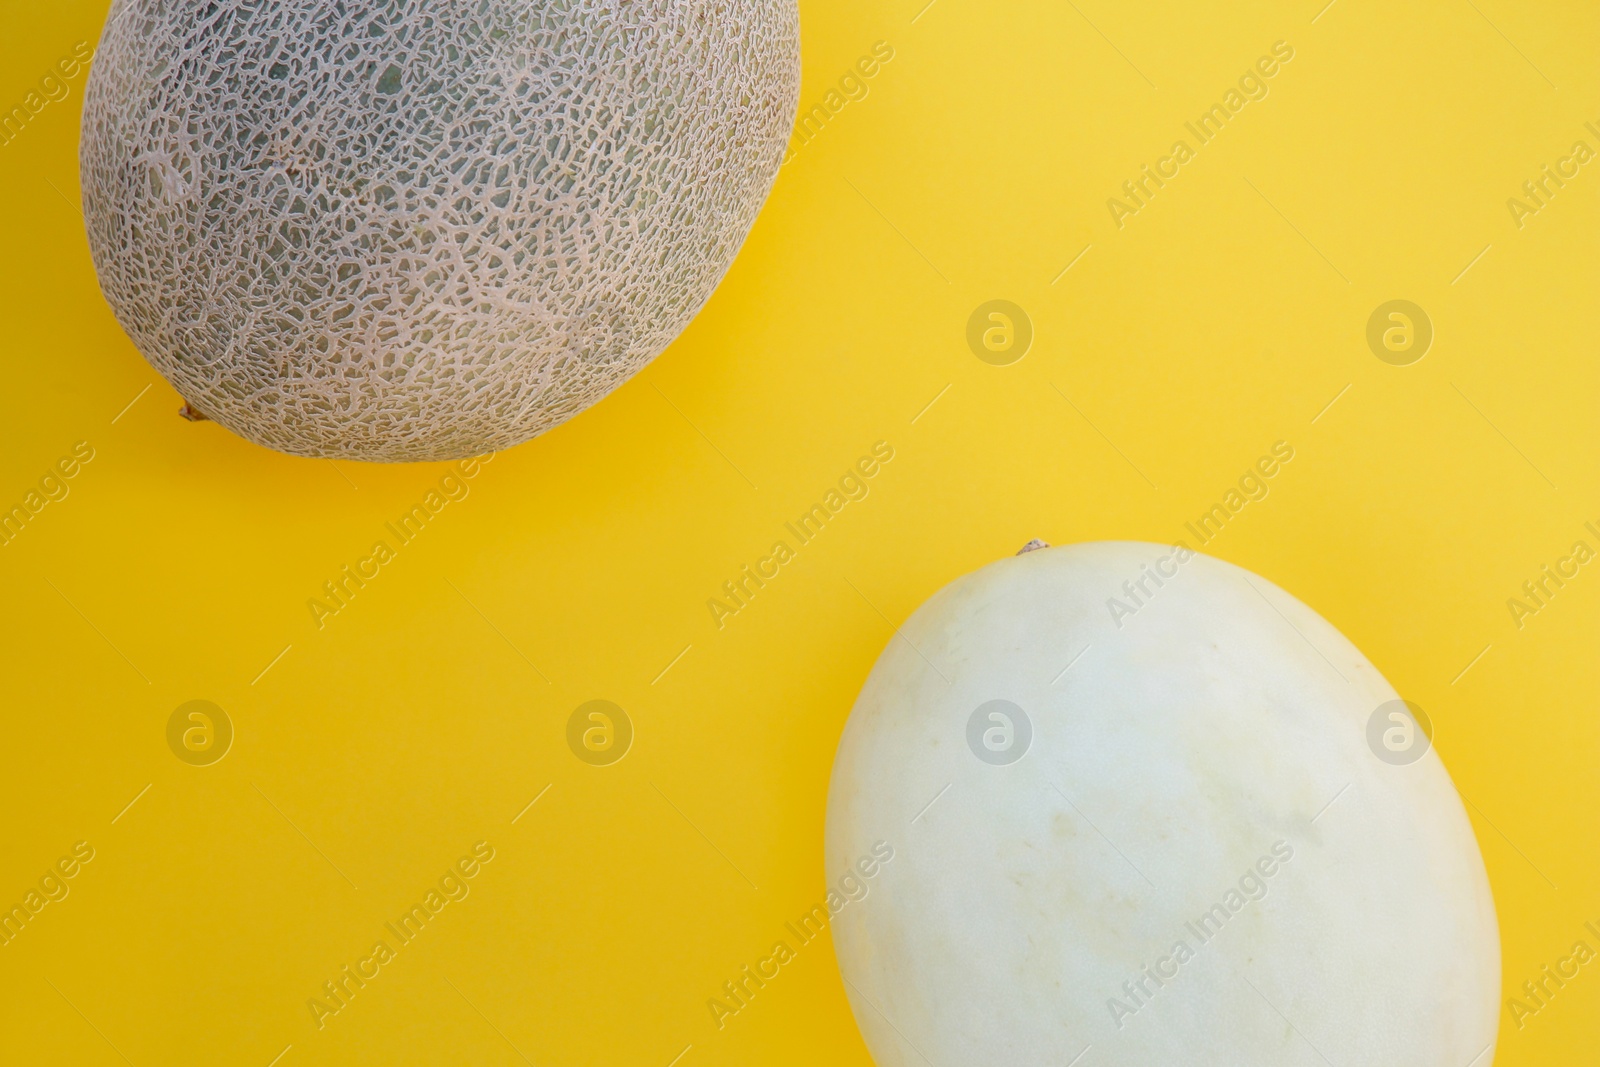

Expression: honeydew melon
xmin=826 ymin=541 xmax=1499 ymax=1066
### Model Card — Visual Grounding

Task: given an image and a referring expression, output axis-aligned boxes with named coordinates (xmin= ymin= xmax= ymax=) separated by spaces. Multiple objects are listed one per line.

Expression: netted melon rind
xmin=81 ymin=0 xmax=800 ymax=461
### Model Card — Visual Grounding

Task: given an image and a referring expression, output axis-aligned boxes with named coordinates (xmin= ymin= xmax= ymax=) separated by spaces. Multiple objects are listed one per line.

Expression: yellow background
xmin=2 ymin=0 xmax=1597 ymax=1063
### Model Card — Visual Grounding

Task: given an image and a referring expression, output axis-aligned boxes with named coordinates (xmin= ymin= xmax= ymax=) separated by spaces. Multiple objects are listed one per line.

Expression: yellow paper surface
xmin=0 ymin=1 xmax=1596 ymax=1063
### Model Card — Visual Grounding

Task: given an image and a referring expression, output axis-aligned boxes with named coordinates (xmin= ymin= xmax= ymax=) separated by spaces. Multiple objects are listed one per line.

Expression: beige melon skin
xmin=826 ymin=542 xmax=1499 ymax=1066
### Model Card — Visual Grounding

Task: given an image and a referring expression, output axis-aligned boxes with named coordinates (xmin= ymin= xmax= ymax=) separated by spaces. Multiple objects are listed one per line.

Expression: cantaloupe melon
xmin=827 ymin=541 xmax=1500 ymax=1066
xmin=81 ymin=0 xmax=799 ymax=461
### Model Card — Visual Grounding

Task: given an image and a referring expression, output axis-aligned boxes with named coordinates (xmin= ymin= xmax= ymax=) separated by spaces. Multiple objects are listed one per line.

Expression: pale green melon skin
xmin=827 ymin=541 xmax=1499 ymax=1066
